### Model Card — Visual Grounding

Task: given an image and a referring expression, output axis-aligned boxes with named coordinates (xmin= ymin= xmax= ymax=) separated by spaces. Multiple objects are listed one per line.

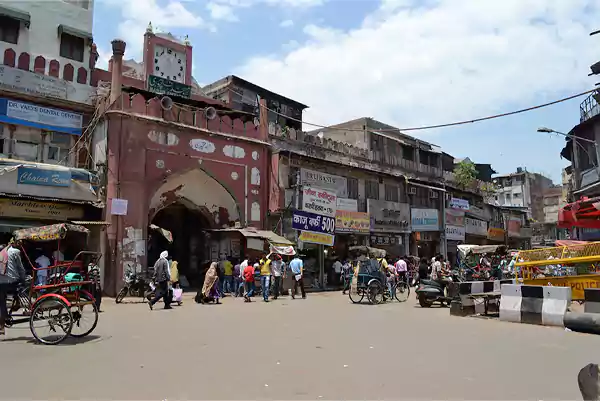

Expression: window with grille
xmin=366 ymin=180 xmax=379 ymax=200
xmin=44 ymin=132 xmax=73 ymax=164
xmin=0 ymin=125 xmax=8 ymax=156
xmin=384 ymin=184 xmax=399 ymax=202
xmin=13 ymin=127 xmax=42 ymax=162
xmin=60 ymin=33 xmax=85 ymax=62
xmin=347 ymin=177 xmax=358 ymax=199
xmin=0 ymin=16 xmax=20 ymax=44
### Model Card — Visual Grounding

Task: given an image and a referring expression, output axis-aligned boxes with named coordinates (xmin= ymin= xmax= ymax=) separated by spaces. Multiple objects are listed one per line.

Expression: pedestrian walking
xmin=148 ymin=251 xmax=172 ymax=310
xmin=223 ymin=257 xmax=233 ymax=295
xmin=270 ymin=254 xmax=284 ymax=299
xmin=260 ymin=255 xmax=272 ymax=302
xmin=341 ymin=260 xmax=352 ymax=295
xmin=196 ymin=262 xmax=221 ymax=304
xmin=233 ymin=259 xmax=241 ymax=297
xmin=333 ymin=258 xmax=342 ymax=287
xmin=243 ymin=259 xmax=256 ymax=302
xmin=289 ymin=255 xmax=306 ymax=299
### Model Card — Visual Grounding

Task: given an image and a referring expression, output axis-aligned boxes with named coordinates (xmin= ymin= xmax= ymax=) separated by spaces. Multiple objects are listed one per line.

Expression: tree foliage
xmin=453 ymin=160 xmax=477 ymax=189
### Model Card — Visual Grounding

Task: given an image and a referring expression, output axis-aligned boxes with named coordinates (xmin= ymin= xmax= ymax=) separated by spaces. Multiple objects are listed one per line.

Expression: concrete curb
xmin=564 ymin=312 xmax=600 ymax=335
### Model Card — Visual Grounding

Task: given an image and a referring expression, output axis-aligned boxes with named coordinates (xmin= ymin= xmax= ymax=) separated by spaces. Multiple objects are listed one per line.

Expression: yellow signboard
xmin=487 ymin=227 xmax=505 ymax=241
xmin=335 ymin=211 xmax=370 ymax=233
xmin=299 ymin=231 xmax=335 ymax=246
xmin=523 ymin=274 xmax=600 ymax=301
xmin=0 ymin=199 xmax=84 ymax=221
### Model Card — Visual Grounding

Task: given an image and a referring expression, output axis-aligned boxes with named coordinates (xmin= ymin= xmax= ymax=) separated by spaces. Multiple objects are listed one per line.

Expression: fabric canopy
xmin=559 ymin=196 xmax=600 ymax=229
xmin=555 ymin=239 xmax=587 ymax=247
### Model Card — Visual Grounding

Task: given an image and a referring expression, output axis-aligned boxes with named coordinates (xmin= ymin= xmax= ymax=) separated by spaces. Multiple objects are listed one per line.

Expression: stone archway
xmin=148 ymin=168 xmax=241 ymax=227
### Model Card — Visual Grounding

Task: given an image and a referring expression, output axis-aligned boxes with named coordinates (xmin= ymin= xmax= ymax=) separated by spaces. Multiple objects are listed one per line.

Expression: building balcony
xmin=580 ymin=91 xmax=600 ymax=123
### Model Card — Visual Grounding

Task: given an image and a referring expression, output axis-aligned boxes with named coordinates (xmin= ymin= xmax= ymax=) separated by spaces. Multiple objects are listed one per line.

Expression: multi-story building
xmin=92 ymin=27 xmax=272 ymax=295
xmin=531 ymin=187 xmax=567 ymax=247
xmin=493 ymin=168 xmax=553 ymax=222
xmin=203 ymin=75 xmax=308 ymax=131
xmin=0 ymin=1 xmax=101 ymax=240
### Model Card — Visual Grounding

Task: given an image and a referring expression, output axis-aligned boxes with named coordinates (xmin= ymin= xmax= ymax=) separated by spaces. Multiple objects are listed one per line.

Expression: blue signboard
xmin=0 ymin=98 xmax=83 ymax=135
xmin=292 ymin=210 xmax=336 ymax=235
xmin=17 ymin=167 xmax=71 ymax=187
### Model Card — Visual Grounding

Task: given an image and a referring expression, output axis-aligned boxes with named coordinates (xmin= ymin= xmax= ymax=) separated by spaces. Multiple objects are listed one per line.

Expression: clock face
xmin=154 ymin=44 xmax=186 ymax=83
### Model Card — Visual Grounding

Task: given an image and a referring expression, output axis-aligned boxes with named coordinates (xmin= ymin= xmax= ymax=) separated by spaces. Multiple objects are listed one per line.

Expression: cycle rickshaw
xmin=347 ymin=246 xmax=410 ymax=304
xmin=4 ymin=223 xmax=101 ymax=345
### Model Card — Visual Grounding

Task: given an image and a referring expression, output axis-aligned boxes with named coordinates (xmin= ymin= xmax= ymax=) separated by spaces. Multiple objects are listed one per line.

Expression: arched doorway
xmin=148 ymin=168 xmax=241 ymax=285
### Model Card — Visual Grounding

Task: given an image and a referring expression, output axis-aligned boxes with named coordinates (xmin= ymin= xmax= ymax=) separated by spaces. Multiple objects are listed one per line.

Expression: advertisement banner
xmin=487 ymin=227 xmax=505 ymax=241
xmin=336 ymin=198 xmax=357 ymax=212
xmin=292 ymin=210 xmax=336 ymax=235
xmin=449 ymin=198 xmax=469 ymax=210
xmin=446 ymin=225 xmax=466 ymax=241
xmin=299 ymin=231 xmax=335 ymax=246
xmin=368 ymin=199 xmax=411 ymax=233
xmin=465 ymin=217 xmax=488 ymax=237
xmin=17 ymin=167 xmax=71 ymax=187
xmin=411 ymin=208 xmax=440 ymax=232
xmin=0 ymin=98 xmax=83 ymax=135
xmin=445 ymin=209 xmax=465 ymax=226
xmin=370 ymin=234 xmax=402 ymax=246
xmin=302 ymin=186 xmax=337 ymax=217
xmin=335 ymin=211 xmax=370 ymax=233
xmin=300 ymin=168 xmax=347 ymax=198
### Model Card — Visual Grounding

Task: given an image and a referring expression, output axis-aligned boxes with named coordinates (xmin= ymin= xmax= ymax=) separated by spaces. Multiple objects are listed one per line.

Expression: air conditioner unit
xmin=429 ymin=190 xmax=439 ymax=199
xmin=408 ymin=187 xmax=417 ymax=195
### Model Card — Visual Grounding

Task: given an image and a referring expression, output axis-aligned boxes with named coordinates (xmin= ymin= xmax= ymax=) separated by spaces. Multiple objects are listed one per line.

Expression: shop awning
xmin=559 ymin=196 xmax=600 ymax=229
xmin=0 ymin=5 xmax=30 ymax=28
xmin=71 ymin=221 xmax=111 ymax=225
xmin=210 ymin=228 xmax=294 ymax=246
xmin=555 ymin=239 xmax=587 ymax=247
xmin=149 ymin=224 xmax=173 ymax=243
xmin=58 ymin=24 xmax=93 ymax=43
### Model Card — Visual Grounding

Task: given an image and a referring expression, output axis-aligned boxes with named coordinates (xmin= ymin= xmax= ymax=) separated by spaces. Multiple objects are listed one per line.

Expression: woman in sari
xmin=196 ymin=262 xmax=220 ymax=304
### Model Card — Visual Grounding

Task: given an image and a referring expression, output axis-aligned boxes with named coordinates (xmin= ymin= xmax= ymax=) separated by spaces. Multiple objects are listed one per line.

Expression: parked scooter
xmin=415 ymin=271 xmax=461 ymax=307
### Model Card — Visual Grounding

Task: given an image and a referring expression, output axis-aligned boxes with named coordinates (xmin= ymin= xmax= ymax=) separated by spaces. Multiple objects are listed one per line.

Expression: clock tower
xmin=142 ymin=22 xmax=193 ymax=96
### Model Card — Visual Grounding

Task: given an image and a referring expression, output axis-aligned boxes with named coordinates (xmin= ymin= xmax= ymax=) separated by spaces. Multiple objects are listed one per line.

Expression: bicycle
xmin=366 ymin=276 xmax=411 ymax=304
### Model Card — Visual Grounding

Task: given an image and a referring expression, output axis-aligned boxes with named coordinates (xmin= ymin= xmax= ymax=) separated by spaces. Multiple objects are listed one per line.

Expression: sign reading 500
xmin=292 ymin=210 xmax=336 ymax=235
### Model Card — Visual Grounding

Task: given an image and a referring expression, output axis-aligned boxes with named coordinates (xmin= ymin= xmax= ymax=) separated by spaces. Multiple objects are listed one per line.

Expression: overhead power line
xmin=229 ymin=87 xmax=597 ymax=133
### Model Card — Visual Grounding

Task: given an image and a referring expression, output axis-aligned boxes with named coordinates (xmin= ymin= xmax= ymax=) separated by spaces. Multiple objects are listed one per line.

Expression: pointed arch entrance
xmin=147 ymin=168 xmax=242 ymax=284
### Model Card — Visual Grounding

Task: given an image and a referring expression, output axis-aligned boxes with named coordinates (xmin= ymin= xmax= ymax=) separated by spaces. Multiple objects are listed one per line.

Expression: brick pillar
xmin=110 ymin=39 xmax=126 ymax=104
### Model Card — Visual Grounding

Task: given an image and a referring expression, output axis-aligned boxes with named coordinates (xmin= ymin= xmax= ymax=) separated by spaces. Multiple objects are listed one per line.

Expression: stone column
xmin=110 ymin=39 xmax=126 ymax=104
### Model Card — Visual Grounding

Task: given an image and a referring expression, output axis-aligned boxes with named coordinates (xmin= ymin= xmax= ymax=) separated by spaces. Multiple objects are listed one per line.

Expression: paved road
xmin=1 ymin=291 xmax=598 ymax=400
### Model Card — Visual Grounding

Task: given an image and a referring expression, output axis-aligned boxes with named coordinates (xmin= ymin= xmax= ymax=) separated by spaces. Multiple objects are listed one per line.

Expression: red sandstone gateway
xmin=3 ymin=223 xmax=101 ymax=345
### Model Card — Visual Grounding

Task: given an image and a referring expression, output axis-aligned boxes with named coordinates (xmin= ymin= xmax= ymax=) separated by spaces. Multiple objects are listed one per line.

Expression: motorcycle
xmin=115 ymin=269 xmax=153 ymax=304
xmin=415 ymin=271 xmax=462 ymax=308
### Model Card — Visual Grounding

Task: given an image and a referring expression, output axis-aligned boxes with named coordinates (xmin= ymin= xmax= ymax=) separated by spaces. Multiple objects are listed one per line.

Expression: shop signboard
xmin=508 ymin=218 xmax=522 ymax=237
xmin=445 ymin=225 xmax=465 ymax=241
xmin=466 ymin=205 xmax=489 ymax=221
xmin=301 ymin=186 xmax=337 ymax=217
xmin=336 ymin=198 xmax=357 ymax=212
xmin=465 ymin=217 xmax=488 ymax=237
xmin=300 ymin=168 xmax=347 ymax=198
xmin=335 ymin=211 xmax=370 ymax=233
xmin=368 ymin=199 xmax=410 ymax=233
xmin=0 ymin=98 xmax=83 ymax=135
xmin=445 ymin=208 xmax=465 ymax=226
xmin=0 ymin=199 xmax=83 ymax=220
xmin=449 ymin=198 xmax=469 ymax=210
xmin=17 ymin=167 xmax=71 ymax=187
xmin=299 ymin=231 xmax=335 ymax=246
xmin=487 ymin=227 xmax=505 ymax=241
xmin=411 ymin=208 xmax=440 ymax=232
xmin=292 ymin=209 xmax=336 ymax=235
xmin=0 ymin=65 xmax=94 ymax=105
xmin=370 ymin=234 xmax=402 ymax=246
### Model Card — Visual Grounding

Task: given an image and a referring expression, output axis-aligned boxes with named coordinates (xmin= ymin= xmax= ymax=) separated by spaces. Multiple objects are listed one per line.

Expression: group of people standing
xmin=194 ymin=253 xmax=308 ymax=304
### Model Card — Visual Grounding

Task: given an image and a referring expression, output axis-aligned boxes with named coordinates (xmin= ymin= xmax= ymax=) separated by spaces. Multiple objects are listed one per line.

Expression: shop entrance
xmin=147 ymin=168 xmax=242 ymax=286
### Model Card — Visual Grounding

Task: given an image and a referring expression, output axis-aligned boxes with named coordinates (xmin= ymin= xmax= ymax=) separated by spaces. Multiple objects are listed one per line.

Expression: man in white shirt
xmin=53 ymin=249 xmax=65 ymax=264
xmin=332 ymin=259 xmax=342 ymax=287
xmin=35 ymin=252 xmax=51 ymax=287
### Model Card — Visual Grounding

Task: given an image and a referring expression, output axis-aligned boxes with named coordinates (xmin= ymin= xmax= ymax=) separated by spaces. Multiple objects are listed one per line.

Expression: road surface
xmin=1 ymin=291 xmax=598 ymax=400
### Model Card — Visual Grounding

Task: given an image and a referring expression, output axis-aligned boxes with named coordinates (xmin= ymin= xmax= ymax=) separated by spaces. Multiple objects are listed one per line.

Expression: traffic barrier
xmin=584 ymin=288 xmax=600 ymax=314
xmin=564 ymin=312 xmax=600 ymax=335
xmin=499 ymin=284 xmax=571 ymax=327
xmin=450 ymin=280 xmax=514 ymax=317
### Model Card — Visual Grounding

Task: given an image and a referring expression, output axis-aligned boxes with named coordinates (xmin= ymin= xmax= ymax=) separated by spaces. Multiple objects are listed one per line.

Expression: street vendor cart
xmin=4 ymin=223 xmax=101 ymax=344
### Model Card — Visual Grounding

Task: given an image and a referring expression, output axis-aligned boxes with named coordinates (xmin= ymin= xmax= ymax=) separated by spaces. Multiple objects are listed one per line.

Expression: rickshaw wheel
xmin=367 ymin=281 xmax=384 ymax=305
xmin=349 ymin=287 xmax=364 ymax=304
xmin=70 ymin=293 xmax=99 ymax=338
xmin=30 ymin=297 xmax=73 ymax=345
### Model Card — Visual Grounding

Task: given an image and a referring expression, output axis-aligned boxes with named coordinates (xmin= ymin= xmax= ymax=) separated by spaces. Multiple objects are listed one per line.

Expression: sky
xmin=92 ymin=0 xmax=600 ymax=184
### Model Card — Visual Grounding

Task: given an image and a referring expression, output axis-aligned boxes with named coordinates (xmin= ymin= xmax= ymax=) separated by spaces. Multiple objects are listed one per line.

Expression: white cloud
xmin=95 ymin=46 xmax=112 ymax=70
xmin=207 ymin=2 xmax=239 ymax=22
xmin=213 ymin=0 xmax=324 ymax=8
xmin=280 ymin=19 xmax=294 ymax=28
xmin=235 ymin=0 xmax=599 ymax=136
xmin=104 ymin=0 xmax=208 ymax=58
